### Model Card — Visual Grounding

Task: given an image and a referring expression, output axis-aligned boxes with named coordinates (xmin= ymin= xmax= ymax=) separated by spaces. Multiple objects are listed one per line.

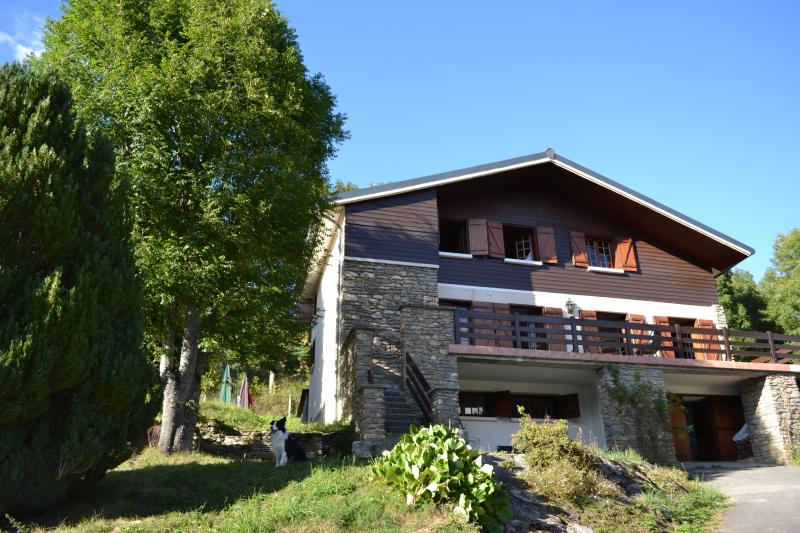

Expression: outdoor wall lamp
xmin=565 ymin=298 xmax=577 ymax=317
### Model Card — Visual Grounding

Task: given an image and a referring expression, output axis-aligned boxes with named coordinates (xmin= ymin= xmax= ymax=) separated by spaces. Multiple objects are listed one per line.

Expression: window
xmin=504 ymin=226 xmax=536 ymax=261
xmin=439 ymin=219 xmax=468 ymax=253
xmin=459 ymin=392 xmax=487 ymax=416
xmin=586 ymin=238 xmax=614 ymax=268
xmin=512 ymin=395 xmax=557 ymax=418
xmin=441 ymin=300 xmax=472 ymax=346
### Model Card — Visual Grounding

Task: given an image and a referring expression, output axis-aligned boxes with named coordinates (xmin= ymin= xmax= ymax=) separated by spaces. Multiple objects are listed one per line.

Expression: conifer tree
xmin=0 ymin=64 xmax=155 ymax=513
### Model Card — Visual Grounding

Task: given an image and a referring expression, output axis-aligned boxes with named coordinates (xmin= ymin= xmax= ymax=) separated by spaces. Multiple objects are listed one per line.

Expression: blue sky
xmin=2 ymin=1 xmax=797 ymax=280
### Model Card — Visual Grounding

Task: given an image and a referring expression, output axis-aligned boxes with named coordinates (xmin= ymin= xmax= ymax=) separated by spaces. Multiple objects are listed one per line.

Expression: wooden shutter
xmin=570 ymin=231 xmax=589 ymax=267
xmin=691 ymin=319 xmax=716 ymax=360
xmin=653 ymin=316 xmax=675 ymax=358
xmin=493 ymin=303 xmax=513 ymax=348
xmin=468 ymin=219 xmax=489 ymax=256
xmin=542 ymin=307 xmax=566 ymax=351
xmin=487 ymin=221 xmax=505 ymax=258
xmin=626 ymin=313 xmax=647 ymax=349
xmin=613 ymin=237 xmax=638 ymax=272
xmin=472 ymin=301 xmax=495 ymax=346
xmin=491 ymin=390 xmax=513 ymax=417
xmin=536 ymin=227 xmax=558 ymax=264
xmin=580 ymin=309 xmax=601 ymax=354
xmin=557 ymin=394 xmax=581 ymax=419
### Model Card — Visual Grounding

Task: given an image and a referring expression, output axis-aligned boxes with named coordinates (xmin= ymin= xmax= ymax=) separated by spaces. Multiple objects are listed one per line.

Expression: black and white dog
xmin=269 ymin=416 xmax=307 ymax=467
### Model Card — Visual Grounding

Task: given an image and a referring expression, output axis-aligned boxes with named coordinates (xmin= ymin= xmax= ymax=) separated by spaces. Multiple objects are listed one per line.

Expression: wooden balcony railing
xmin=453 ymin=309 xmax=800 ymax=364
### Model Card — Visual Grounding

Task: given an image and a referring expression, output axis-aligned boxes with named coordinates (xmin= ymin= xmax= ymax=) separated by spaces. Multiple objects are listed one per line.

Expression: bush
xmin=0 ymin=64 xmax=156 ymax=513
xmin=372 ymin=424 xmax=512 ymax=532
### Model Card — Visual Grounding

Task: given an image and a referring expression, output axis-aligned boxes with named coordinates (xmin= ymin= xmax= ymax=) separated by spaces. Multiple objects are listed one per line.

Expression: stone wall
xmin=336 ymin=330 xmax=358 ymax=424
xmin=739 ymin=374 xmax=800 ymax=464
xmin=339 ymin=259 xmax=439 ymax=436
xmin=192 ymin=420 xmax=354 ymax=460
xmin=597 ymin=366 xmax=677 ymax=464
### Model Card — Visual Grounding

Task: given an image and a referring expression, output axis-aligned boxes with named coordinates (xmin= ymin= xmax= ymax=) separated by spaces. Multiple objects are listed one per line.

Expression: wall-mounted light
xmin=565 ymin=298 xmax=577 ymax=318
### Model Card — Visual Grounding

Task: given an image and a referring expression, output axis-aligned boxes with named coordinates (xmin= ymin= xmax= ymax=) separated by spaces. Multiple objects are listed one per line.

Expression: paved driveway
xmin=690 ymin=465 xmax=800 ymax=533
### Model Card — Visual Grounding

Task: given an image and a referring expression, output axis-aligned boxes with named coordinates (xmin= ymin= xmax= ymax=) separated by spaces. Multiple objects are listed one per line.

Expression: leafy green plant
xmin=372 ymin=424 xmax=512 ymax=532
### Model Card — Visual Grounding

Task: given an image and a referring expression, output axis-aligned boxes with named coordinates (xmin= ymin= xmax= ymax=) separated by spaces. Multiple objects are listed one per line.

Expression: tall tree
xmin=762 ymin=229 xmax=800 ymax=335
xmin=41 ymin=0 xmax=346 ymax=452
xmin=0 ymin=64 xmax=154 ymax=513
xmin=715 ymin=269 xmax=774 ymax=331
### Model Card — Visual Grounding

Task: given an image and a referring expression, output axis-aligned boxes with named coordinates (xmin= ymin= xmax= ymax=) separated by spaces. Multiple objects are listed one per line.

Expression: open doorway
xmin=671 ymin=395 xmax=745 ymax=461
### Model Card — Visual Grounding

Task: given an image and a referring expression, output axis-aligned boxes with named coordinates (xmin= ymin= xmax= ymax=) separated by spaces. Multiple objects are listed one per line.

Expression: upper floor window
xmin=439 ymin=219 xmax=468 ymax=253
xmin=585 ymin=238 xmax=614 ymax=268
xmin=503 ymin=226 xmax=536 ymax=261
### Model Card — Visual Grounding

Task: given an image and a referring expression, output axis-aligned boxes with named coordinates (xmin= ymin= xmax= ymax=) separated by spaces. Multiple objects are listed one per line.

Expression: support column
xmin=430 ymin=387 xmax=460 ymax=427
xmin=739 ymin=375 xmax=800 ymax=464
xmin=358 ymin=384 xmax=387 ymax=440
xmin=597 ymin=366 xmax=677 ymax=464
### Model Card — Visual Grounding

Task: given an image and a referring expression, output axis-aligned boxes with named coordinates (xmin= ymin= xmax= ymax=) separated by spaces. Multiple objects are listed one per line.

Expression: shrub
xmin=372 ymin=424 xmax=512 ymax=532
xmin=512 ymin=415 xmax=596 ymax=471
xmin=0 ymin=64 xmax=156 ymax=513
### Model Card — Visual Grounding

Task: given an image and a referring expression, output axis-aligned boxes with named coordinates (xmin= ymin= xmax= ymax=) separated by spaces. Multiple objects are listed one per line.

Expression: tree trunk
xmin=158 ymin=306 xmax=204 ymax=453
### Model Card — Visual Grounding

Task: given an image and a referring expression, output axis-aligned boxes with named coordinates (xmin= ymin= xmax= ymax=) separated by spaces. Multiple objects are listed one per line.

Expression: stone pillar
xmin=739 ymin=375 xmax=800 ymax=464
xmin=358 ymin=384 xmax=387 ymax=440
xmin=430 ymin=387 xmax=460 ymax=427
xmin=597 ymin=366 xmax=677 ymax=464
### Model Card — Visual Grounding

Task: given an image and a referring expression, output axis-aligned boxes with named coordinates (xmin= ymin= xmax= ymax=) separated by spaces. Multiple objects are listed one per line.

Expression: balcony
xmin=452 ymin=309 xmax=800 ymax=368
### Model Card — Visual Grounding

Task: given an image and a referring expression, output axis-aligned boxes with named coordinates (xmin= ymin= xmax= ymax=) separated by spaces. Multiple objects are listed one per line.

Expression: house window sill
xmin=504 ymin=258 xmax=544 ymax=267
xmin=439 ymin=251 xmax=473 ymax=259
xmin=587 ymin=266 xmax=625 ymax=275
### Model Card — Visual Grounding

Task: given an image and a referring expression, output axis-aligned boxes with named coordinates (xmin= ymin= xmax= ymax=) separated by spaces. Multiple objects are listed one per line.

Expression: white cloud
xmin=0 ymin=12 xmax=44 ymax=62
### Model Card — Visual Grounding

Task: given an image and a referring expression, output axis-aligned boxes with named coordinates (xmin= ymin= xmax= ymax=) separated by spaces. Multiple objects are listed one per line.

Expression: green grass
xmin=199 ymin=401 xmax=350 ymax=434
xmin=17 ymin=448 xmax=477 ymax=533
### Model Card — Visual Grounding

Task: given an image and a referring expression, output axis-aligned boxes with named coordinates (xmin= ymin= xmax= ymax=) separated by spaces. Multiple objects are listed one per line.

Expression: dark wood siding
xmin=437 ymin=179 xmax=719 ymax=306
xmin=344 ymin=189 xmax=439 ymax=264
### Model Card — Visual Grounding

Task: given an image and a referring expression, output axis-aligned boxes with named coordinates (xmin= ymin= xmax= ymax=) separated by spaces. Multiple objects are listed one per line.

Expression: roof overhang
xmin=336 ymin=149 xmax=753 ymax=261
xmin=301 ymin=206 xmax=343 ymax=299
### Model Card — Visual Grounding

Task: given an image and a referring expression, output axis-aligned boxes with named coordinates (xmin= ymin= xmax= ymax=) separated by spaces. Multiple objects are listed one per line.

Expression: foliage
xmin=334 ymin=179 xmax=359 ymax=193
xmin=0 ymin=64 xmax=157 ymax=513
xmin=41 ymin=0 xmax=347 ymax=450
xmin=509 ymin=412 xmax=726 ymax=531
xmin=372 ymin=425 xmax=512 ymax=532
xmin=762 ymin=228 xmax=800 ymax=335
xmin=10 ymin=448 xmax=476 ymax=533
xmin=715 ymin=269 xmax=775 ymax=331
xmin=602 ymin=367 xmax=672 ymax=463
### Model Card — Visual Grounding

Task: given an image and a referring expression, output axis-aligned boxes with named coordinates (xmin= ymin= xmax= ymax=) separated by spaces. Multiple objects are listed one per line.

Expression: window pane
xmin=440 ymin=219 xmax=468 ymax=253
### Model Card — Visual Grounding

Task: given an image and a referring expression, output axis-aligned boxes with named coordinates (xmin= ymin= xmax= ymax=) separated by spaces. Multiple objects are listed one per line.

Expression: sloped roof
xmin=336 ymin=148 xmax=753 ymax=258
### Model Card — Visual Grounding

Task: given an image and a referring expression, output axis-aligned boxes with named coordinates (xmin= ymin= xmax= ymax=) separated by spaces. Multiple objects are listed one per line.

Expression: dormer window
xmin=585 ymin=238 xmax=614 ymax=268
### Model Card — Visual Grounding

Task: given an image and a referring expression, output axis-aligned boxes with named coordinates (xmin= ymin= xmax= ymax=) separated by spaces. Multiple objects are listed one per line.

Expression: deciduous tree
xmin=715 ymin=269 xmax=773 ymax=331
xmin=42 ymin=0 xmax=346 ymax=452
xmin=762 ymin=229 xmax=800 ymax=335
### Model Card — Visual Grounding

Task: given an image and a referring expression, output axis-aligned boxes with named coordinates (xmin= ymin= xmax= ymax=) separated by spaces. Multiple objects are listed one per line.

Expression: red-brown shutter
xmin=468 ymin=219 xmax=489 ymax=256
xmin=557 ymin=394 xmax=581 ymax=419
xmin=613 ymin=237 xmax=638 ymax=272
xmin=536 ymin=227 xmax=558 ymax=264
xmin=570 ymin=231 xmax=589 ymax=267
xmin=472 ymin=301 xmax=495 ymax=346
xmin=542 ymin=307 xmax=566 ymax=351
xmin=691 ymin=319 xmax=716 ymax=360
xmin=493 ymin=303 xmax=513 ymax=347
xmin=626 ymin=313 xmax=647 ymax=348
xmin=652 ymin=316 xmax=675 ymax=358
xmin=580 ymin=309 xmax=601 ymax=354
xmin=487 ymin=221 xmax=505 ymax=258
xmin=491 ymin=390 xmax=513 ymax=417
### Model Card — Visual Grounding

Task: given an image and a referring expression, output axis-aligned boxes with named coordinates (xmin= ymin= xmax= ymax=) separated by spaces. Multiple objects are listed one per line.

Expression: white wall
xmin=459 ymin=379 xmax=606 ymax=452
xmin=439 ymin=283 xmax=719 ymax=326
xmin=308 ymin=225 xmax=343 ymax=424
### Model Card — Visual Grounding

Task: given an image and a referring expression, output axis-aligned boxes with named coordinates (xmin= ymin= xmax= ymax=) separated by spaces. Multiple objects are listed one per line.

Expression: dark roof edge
xmin=334 ymin=149 xmax=754 ymax=257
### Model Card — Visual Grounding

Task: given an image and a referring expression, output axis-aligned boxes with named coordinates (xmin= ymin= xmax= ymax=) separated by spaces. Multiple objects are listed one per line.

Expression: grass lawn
xmin=19 ymin=448 xmax=476 ymax=533
xmin=198 ymin=401 xmax=350 ymax=434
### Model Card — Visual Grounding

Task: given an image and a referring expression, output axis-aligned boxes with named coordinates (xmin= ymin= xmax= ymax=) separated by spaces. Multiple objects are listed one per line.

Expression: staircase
xmin=384 ymin=386 xmax=425 ymax=434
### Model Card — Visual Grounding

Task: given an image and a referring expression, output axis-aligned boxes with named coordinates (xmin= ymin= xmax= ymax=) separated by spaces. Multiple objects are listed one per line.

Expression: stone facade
xmin=739 ymin=374 xmax=800 ymax=464
xmin=597 ymin=366 xmax=677 ymax=463
xmin=712 ymin=303 xmax=728 ymax=328
xmin=339 ymin=259 xmax=442 ymax=437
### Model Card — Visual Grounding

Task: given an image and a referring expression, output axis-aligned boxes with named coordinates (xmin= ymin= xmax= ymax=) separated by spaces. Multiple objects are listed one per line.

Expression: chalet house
xmin=301 ymin=149 xmax=800 ymax=464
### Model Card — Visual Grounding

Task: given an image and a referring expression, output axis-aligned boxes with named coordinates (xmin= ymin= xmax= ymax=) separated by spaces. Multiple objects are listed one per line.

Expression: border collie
xmin=269 ymin=416 xmax=307 ymax=467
